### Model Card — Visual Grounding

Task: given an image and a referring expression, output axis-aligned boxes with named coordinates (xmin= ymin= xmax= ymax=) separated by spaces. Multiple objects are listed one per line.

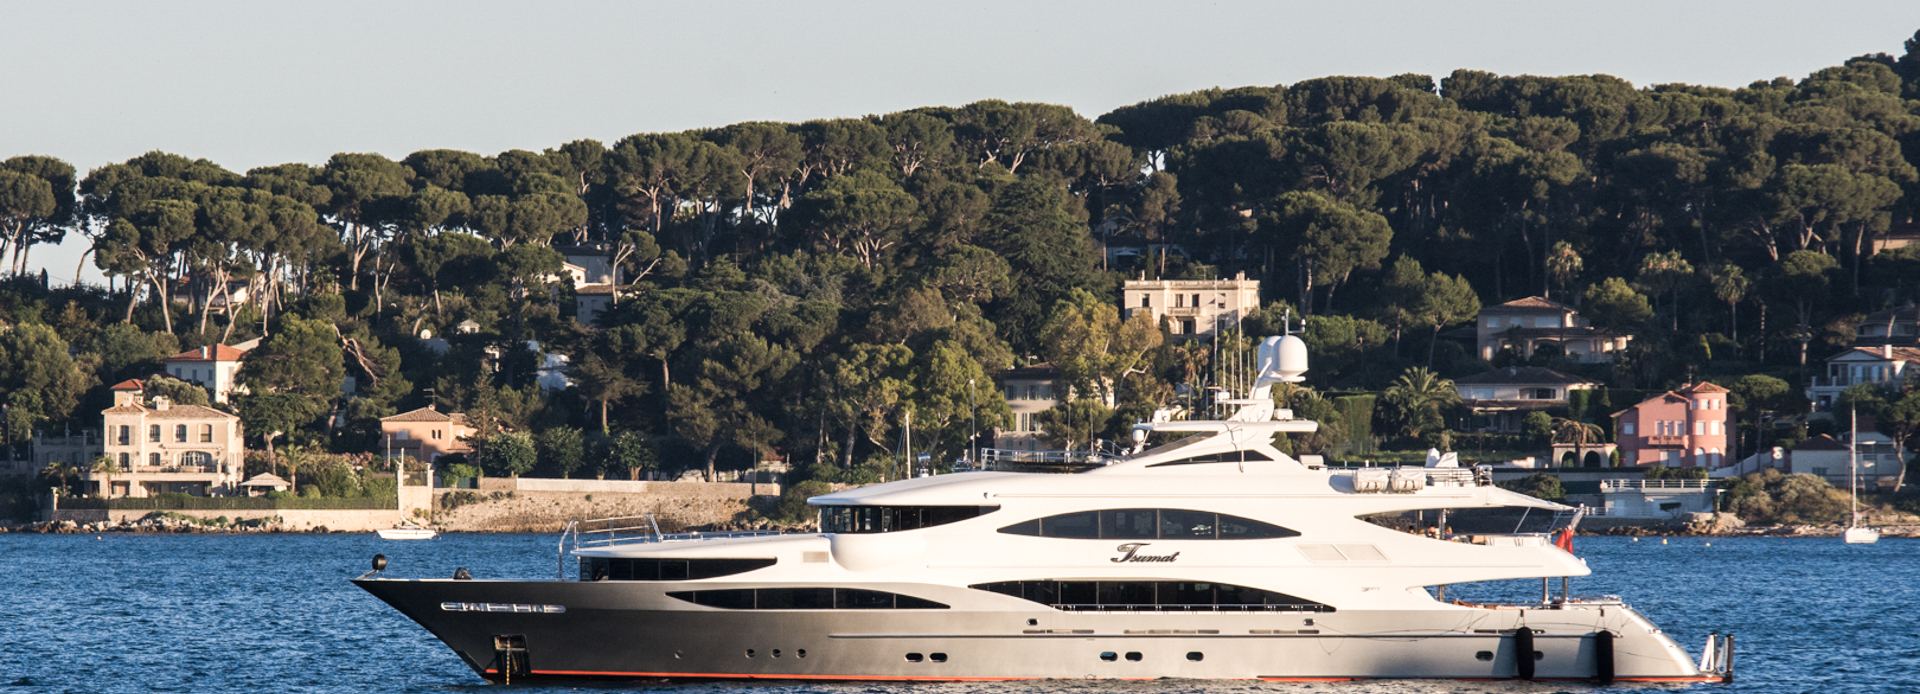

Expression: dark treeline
xmin=8 ymin=33 xmax=1920 ymax=485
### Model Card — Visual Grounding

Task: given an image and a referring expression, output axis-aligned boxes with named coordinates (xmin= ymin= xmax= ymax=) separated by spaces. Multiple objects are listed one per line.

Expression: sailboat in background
xmin=1843 ymin=407 xmax=1880 ymax=545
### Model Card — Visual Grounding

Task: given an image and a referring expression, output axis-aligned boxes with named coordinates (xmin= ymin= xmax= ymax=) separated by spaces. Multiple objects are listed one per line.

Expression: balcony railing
xmin=1601 ymin=478 xmax=1714 ymax=492
xmin=1640 ymin=435 xmax=1687 ymax=446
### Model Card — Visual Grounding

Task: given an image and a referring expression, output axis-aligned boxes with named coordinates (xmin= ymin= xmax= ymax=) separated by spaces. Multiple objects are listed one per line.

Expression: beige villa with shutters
xmin=88 ymin=379 xmax=248 ymax=498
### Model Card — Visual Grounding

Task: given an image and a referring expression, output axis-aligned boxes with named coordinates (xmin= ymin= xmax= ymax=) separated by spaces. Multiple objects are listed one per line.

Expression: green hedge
xmin=62 ymin=495 xmax=397 ymax=510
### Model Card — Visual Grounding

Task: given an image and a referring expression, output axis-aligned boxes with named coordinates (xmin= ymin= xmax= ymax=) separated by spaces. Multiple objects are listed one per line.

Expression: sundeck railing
xmin=970 ymin=448 xmax=1114 ymax=472
xmin=567 ymin=514 xmax=788 ymax=550
xmin=1339 ymin=465 xmax=1494 ymax=492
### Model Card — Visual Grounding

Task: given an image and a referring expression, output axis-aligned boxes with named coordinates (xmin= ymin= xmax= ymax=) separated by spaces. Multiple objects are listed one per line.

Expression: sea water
xmin=1 ymin=534 xmax=1910 ymax=693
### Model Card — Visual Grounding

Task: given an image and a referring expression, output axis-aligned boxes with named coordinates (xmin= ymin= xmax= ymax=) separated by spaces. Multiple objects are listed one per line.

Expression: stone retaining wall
xmin=49 ymin=507 xmax=414 ymax=531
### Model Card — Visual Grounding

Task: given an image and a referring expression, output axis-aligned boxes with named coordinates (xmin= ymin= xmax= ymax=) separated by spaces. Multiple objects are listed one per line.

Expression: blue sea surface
xmin=0 ymin=533 xmax=1910 ymax=693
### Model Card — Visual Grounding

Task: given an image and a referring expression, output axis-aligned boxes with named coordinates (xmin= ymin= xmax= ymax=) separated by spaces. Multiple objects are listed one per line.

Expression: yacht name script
xmin=1112 ymin=542 xmax=1181 ymax=563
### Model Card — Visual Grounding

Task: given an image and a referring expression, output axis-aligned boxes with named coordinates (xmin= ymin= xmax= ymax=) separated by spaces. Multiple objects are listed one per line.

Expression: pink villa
xmin=1611 ymin=382 xmax=1730 ymax=468
xmin=378 ymin=406 xmax=477 ymax=463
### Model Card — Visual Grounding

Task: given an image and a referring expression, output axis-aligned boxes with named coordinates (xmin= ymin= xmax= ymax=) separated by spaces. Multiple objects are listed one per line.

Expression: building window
xmin=431 ymin=429 xmax=443 ymax=440
xmin=119 ymin=453 xmax=130 ymax=470
xmin=1174 ymin=294 xmax=1184 ymax=308
xmin=118 ymin=426 xmax=130 ymax=445
xmin=1141 ymin=295 xmax=1151 ymax=308
xmin=1191 ymin=293 xmax=1200 ymax=307
xmin=149 ymin=425 xmax=161 ymax=442
xmin=200 ymin=424 xmax=213 ymax=443
xmin=176 ymin=424 xmax=188 ymax=442
xmin=1622 ymin=422 xmax=1635 ymax=436
xmin=149 ymin=453 xmax=161 ymax=468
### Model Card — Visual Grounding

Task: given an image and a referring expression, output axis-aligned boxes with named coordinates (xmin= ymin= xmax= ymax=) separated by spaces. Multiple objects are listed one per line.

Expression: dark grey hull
xmin=354 ymin=578 xmax=1719 ymax=683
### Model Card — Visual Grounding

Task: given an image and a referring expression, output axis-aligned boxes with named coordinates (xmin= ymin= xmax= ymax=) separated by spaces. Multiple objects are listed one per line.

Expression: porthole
xmin=1027 ymin=618 xmax=1039 ymax=626
xmin=930 ymin=652 xmax=948 ymax=662
xmin=1100 ymin=651 xmax=1118 ymax=662
xmin=906 ymin=652 xmax=925 ymax=662
xmin=797 ymin=649 xmax=807 ymax=658
xmin=745 ymin=649 xmax=756 ymax=658
xmin=1533 ymin=651 xmax=1544 ymax=660
xmin=1475 ymin=651 xmax=1493 ymax=661
xmin=1186 ymin=652 xmax=1204 ymax=662
xmin=1125 ymin=651 xmax=1143 ymax=662
xmin=772 ymin=649 xmax=782 ymax=658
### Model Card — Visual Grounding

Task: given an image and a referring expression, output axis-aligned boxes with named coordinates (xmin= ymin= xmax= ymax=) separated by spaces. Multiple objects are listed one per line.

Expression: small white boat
xmin=377 ymin=521 xmax=438 ymax=541
xmin=1843 ymin=408 xmax=1879 ymax=545
xmin=1843 ymin=525 xmax=1880 ymax=544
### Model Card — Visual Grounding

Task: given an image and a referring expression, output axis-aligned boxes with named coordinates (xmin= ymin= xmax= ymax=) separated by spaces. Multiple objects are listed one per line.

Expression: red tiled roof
xmin=144 ymin=404 xmax=238 ymax=420
xmin=110 ymin=378 xmax=145 ymax=391
xmin=382 ymin=406 xmax=457 ymax=423
xmin=166 ymin=344 xmax=248 ymax=362
xmin=1682 ymin=381 xmax=1728 ymax=394
xmin=1488 ymin=296 xmax=1574 ymax=312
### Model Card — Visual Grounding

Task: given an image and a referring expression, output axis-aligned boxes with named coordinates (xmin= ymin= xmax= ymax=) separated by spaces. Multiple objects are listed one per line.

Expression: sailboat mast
xmin=1849 ymin=406 xmax=1859 ymax=523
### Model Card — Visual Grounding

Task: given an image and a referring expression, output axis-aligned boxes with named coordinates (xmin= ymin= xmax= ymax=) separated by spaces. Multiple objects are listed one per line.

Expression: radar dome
xmin=1275 ymin=334 xmax=1308 ymax=381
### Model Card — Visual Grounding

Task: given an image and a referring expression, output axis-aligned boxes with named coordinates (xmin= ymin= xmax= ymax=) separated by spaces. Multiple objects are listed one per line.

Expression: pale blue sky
xmin=6 ymin=0 xmax=1920 ymax=283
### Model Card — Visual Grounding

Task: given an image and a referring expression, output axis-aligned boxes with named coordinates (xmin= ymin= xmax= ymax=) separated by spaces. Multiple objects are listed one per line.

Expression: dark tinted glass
xmin=836 ymin=589 xmax=895 ymax=609
xmin=1024 ymin=580 xmax=1058 ymax=605
xmin=676 ymin=589 xmax=756 ymax=609
xmin=999 ymin=519 xmax=1040 ymax=536
xmin=757 ymin=588 xmax=833 ymax=609
xmin=671 ymin=588 xmax=946 ymax=610
xmin=1057 ymin=581 xmax=1097 ymax=606
xmin=1042 ymin=511 xmax=1099 ymax=539
xmin=1099 ymin=581 xmax=1155 ymax=606
xmin=1158 ymin=509 xmax=1217 ymax=538
xmin=1215 ymin=583 xmax=1268 ymax=605
xmin=1000 ymin=509 xmax=1293 ymax=540
xmin=583 ymin=557 xmax=773 ymax=581
xmin=1217 ymin=515 xmax=1299 ymax=539
xmin=1101 ymin=509 xmax=1158 ymax=539
xmin=821 ymin=505 xmax=997 ymax=533
xmin=971 ymin=580 xmax=1330 ymax=612
xmin=1166 ymin=581 xmax=1215 ymax=605
xmin=895 ymin=594 xmax=945 ymax=609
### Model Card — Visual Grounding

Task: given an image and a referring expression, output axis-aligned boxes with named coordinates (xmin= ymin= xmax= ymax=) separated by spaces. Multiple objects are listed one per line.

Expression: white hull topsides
xmin=360 ymin=335 xmax=1733 ymax=683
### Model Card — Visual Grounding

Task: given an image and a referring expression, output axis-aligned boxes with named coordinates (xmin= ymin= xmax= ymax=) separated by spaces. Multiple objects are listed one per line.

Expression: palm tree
xmin=89 ymin=455 xmax=117 ymax=498
xmin=1550 ymin=417 xmax=1605 ymax=468
xmin=1544 ymin=241 xmax=1582 ymax=301
xmin=1710 ymin=263 xmax=1749 ymax=343
xmin=1383 ymin=367 xmax=1458 ymax=443
xmin=39 ymin=461 xmax=77 ymax=497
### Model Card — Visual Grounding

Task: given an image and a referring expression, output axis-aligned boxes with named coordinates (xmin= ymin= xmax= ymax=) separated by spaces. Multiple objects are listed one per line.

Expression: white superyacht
xmin=355 ymin=335 xmax=1733 ymax=684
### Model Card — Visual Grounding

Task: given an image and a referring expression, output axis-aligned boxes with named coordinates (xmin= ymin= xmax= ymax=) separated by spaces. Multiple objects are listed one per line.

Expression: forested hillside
xmin=6 ymin=33 xmax=1920 ymax=484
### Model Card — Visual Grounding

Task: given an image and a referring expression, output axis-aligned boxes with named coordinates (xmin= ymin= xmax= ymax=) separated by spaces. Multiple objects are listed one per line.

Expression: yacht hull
xmin=355 ymin=578 xmax=1720 ymax=683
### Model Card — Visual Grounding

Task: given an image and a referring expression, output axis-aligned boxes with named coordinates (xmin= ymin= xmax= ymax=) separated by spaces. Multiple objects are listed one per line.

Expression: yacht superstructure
xmin=355 ymin=335 xmax=1733 ymax=683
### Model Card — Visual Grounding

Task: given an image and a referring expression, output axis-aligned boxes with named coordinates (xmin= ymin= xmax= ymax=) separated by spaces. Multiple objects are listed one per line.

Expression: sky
xmin=6 ymin=0 xmax=1920 ymax=284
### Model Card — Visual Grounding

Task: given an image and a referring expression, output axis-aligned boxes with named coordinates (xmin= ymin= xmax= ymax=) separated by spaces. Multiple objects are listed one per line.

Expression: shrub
xmin=772 ymin=480 xmax=835 ymax=525
xmin=1723 ymin=469 xmax=1849 ymax=525
xmin=1498 ymin=473 xmax=1565 ymax=501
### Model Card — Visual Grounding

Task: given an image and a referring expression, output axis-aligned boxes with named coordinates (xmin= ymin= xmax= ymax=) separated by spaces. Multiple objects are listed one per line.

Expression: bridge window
xmin=973 ymin=579 xmax=1331 ymax=612
xmin=998 ymin=509 xmax=1297 ymax=540
xmin=668 ymin=587 xmax=947 ymax=610
xmin=818 ymin=505 xmax=998 ymax=534
xmin=1143 ymin=450 xmax=1275 ymax=467
xmin=579 ymin=557 xmax=775 ymax=581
